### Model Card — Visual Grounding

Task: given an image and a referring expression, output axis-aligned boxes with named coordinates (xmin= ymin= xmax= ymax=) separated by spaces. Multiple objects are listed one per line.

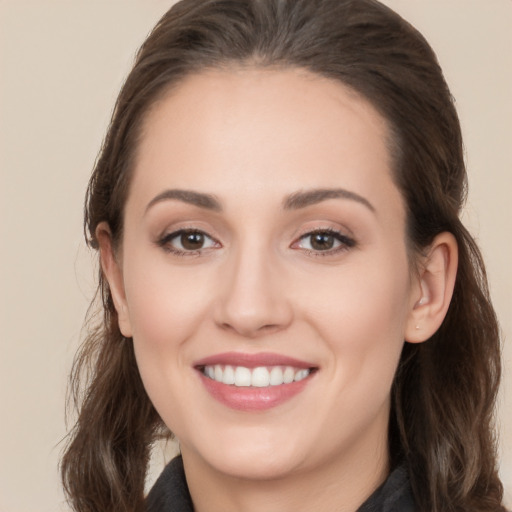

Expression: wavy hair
xmin=61 ymin=1 xmax=505 ymax=510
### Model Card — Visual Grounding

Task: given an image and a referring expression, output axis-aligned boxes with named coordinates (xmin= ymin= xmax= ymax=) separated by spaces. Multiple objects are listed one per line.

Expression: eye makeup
xmin=155 ymin=224 xmax=356 ymax=260
xmin=156 ymin=228 xmax=221 ymax=256
xmin=291 ymin=227 xmax=356 ymax=258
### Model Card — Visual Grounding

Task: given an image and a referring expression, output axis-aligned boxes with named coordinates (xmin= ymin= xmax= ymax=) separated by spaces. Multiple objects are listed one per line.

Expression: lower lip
xmin=198 ymin=372 xmax=312 ymax=411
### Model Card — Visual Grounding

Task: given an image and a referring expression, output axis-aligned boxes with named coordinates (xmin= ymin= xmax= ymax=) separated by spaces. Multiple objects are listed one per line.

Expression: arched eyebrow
xmin=145 ymin=187 xmax=375 ymax=214
xmin=283 ymin=188 xmax=375 ymax=213
xmin=145 ymin=189 xmax=222 ymax=213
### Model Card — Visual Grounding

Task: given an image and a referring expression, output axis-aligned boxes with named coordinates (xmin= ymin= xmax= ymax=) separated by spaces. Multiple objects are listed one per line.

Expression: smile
xmin=202 ymin=365 xmax=311 ymax=387
xmin=194 ymin=352 xmax=317 ymax=411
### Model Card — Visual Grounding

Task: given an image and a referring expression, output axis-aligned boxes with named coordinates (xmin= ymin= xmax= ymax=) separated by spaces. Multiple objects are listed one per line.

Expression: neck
xmin=181 ymin=427 xmax=390 ymax=512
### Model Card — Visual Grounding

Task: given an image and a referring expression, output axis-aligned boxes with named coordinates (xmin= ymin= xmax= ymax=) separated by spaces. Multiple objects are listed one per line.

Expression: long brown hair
xmin=61 ymin=1 xmax=505 ymax=510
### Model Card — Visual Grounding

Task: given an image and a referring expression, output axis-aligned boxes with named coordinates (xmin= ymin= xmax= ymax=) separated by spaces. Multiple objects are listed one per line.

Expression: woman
xmin=61 ymin=0 xmax=506 ymax=511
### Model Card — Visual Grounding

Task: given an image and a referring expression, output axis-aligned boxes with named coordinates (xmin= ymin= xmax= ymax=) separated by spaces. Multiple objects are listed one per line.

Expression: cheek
xmin=121 ymin=257 xmax=218 ymax=430
xmin=301 ymin=252 xmax=411 ymax=387
xmin=122 ymin=255 xmax=216 ymax=357
xmin=304 ymin=252 xmax=410 ymax=338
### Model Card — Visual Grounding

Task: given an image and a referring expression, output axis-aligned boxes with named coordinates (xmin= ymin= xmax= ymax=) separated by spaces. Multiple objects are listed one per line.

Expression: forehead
xmin=129 ymin=67 xmax=403 ymax=218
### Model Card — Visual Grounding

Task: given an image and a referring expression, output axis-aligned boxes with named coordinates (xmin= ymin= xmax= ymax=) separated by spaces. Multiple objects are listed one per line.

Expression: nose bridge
xmin=215 ymin=239 xmax=292 ymax=337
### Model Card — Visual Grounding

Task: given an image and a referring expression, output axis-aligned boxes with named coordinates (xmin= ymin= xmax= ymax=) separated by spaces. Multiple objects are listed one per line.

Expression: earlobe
xmin=96 ymin=222 xmax=133 ymax=338
xmin=405 ymin=232 xmax=458 ymax=343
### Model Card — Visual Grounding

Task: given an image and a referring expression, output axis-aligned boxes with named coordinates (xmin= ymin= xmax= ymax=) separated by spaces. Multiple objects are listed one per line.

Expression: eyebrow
xmin=145 ymin=187 xmax=375 ymax=214
xmin=145 ymin=189 xmax=222 ymax=213
xmin=283 ymin=188 xmax=375 ymax=212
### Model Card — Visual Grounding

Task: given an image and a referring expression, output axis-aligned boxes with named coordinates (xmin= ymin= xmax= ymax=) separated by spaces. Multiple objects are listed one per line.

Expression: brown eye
xmin=159 ymin=229 xmax=218 ymax=254
xmin=293 ymin=229 xmax=355 ymax=254
xmin=181 ymin=231 xmax=205 ymax=250
xmin=310 ymin=233 xmax=335 ymax=251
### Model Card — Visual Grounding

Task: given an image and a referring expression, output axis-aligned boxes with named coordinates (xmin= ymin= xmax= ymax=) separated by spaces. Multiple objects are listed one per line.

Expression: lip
xmin=194 ymin=351 xmax=314 ymax=369
xmin=194 ymin=352 xmax=317 ymax=412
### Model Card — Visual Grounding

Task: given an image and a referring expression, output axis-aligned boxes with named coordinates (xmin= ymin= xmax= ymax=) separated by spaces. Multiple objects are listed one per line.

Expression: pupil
xmin=311 ymin=233 xmax=334 ymax=251
xmin=181 ymin=232 xmax=204 ymax=250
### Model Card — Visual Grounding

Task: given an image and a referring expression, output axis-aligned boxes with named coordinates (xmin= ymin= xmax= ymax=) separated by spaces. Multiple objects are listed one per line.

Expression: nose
xmin=214 ymin=247 xmax=293 ymax=338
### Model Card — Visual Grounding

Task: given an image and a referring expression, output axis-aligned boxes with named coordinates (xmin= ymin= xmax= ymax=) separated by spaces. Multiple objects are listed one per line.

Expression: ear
xmin=405 ymin=232 xmax=458 ymax=343
xmin=96 ymin=222 xmax=133 ymax=338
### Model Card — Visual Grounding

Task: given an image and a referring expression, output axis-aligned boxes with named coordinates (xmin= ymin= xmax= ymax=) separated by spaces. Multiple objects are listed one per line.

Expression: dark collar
xmin=357 ymin=465 xmax=416 ymax=512
xmin=146 ymin=456 xmax=193 ymax=512
xmin=146 ymin=456 xmax=416 ymax=512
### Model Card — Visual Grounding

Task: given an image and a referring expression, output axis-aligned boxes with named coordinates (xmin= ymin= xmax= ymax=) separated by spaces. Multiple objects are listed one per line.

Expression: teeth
xmin=251 ymin=367 xmax=270 ymax=387
xmin=203 ymin=365 xmax=311 ymax=387
xmin=294 ymin=369 xmax=309 ymax=381
xmin=222 ymin=365 xmax=235 ymax=385
xmin=234 ymin=366 xmax=251 ymax=387
xmin=269 ymin=366 xmax=283 ymax=386
xmin=283 ymin=366 xmax=295 ymax=384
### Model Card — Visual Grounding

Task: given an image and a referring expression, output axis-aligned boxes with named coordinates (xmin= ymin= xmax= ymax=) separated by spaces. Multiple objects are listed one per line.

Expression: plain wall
xmin=0 ymin=1 xmax=510 ymax=510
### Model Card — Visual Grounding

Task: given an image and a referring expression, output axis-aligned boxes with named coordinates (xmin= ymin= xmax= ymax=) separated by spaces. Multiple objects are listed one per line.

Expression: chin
xmin=182 ymin=428 xmax=310 ymax=481
xmin=208 ymin=450 xmax=306 ymax=481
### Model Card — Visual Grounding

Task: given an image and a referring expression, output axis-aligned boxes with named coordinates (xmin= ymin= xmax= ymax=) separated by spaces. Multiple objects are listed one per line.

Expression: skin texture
xmin=98 ymin=68 xmax=458 ymax=512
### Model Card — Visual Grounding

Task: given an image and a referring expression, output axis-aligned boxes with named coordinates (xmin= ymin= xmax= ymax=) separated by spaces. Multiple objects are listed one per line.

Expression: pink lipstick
xmin=194 ymin=352 xmax=317 ymax=411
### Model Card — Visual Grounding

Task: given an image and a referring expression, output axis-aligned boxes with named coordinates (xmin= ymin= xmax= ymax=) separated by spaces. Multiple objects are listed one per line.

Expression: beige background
xmin=0 ymin=1 xmax=511 ymax=511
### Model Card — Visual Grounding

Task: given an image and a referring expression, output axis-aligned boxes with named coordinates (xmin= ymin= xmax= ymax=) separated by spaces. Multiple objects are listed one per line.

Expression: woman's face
xmin=106 ymin=68 xmax=423 ymax=481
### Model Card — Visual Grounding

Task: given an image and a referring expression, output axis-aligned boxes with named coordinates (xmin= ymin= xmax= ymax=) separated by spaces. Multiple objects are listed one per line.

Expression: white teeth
xmin=203 ymin=364 xmax=311 ymax=387
xmin=234 ymin=366 xmax=252 ymax=387
xmin=283 ymin=366 xmax=295 ymax=384
xmin=222 ymin=365 xmax=235 ymax=385
xmin=294 ymin=369 xmax=309 ymax=382
xmin=251 ymin=367 xmax=270 ymax=387
xmin=269 ymin=366 xmax=284 ymax=386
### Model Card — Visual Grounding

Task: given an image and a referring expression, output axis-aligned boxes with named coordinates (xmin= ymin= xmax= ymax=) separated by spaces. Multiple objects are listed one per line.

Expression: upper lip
xmin=194 ymin=352 xmax=316 ymax=369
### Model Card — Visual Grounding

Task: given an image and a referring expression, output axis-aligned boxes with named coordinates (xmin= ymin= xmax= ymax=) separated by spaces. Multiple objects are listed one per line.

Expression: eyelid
xmin=156 ymin=228 xmax=221 ymax=255
xmin=291 ymin=227 xmax=356 ymax=255
xmin=155 ymin=224 xmax=355 ymax=257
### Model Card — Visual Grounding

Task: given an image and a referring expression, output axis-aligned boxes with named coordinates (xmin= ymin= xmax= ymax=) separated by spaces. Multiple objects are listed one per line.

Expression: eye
xmin=158 ymin=229 xmax=219 ymax=254
xmin=293 ymin=229 xmax=355 ymax=254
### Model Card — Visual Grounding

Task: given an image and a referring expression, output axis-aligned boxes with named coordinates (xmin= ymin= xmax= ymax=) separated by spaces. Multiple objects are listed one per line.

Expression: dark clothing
xmin=147 ymin=456 xmax=193 ymax=512
xmin=146 ymin=456 xmax=417 ymax=512
xmin=356 ymin=465 xmax=416 ymax=512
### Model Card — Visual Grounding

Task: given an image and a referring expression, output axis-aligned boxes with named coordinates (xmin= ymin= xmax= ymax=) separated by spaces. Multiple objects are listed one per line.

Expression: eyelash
xmin=156 ymin=228 xmax=355 ymax=257
xmin=156 ymin=229 xmax=220 ymax=257
xmin=293 ymin=228 xmax=356 ymax=257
